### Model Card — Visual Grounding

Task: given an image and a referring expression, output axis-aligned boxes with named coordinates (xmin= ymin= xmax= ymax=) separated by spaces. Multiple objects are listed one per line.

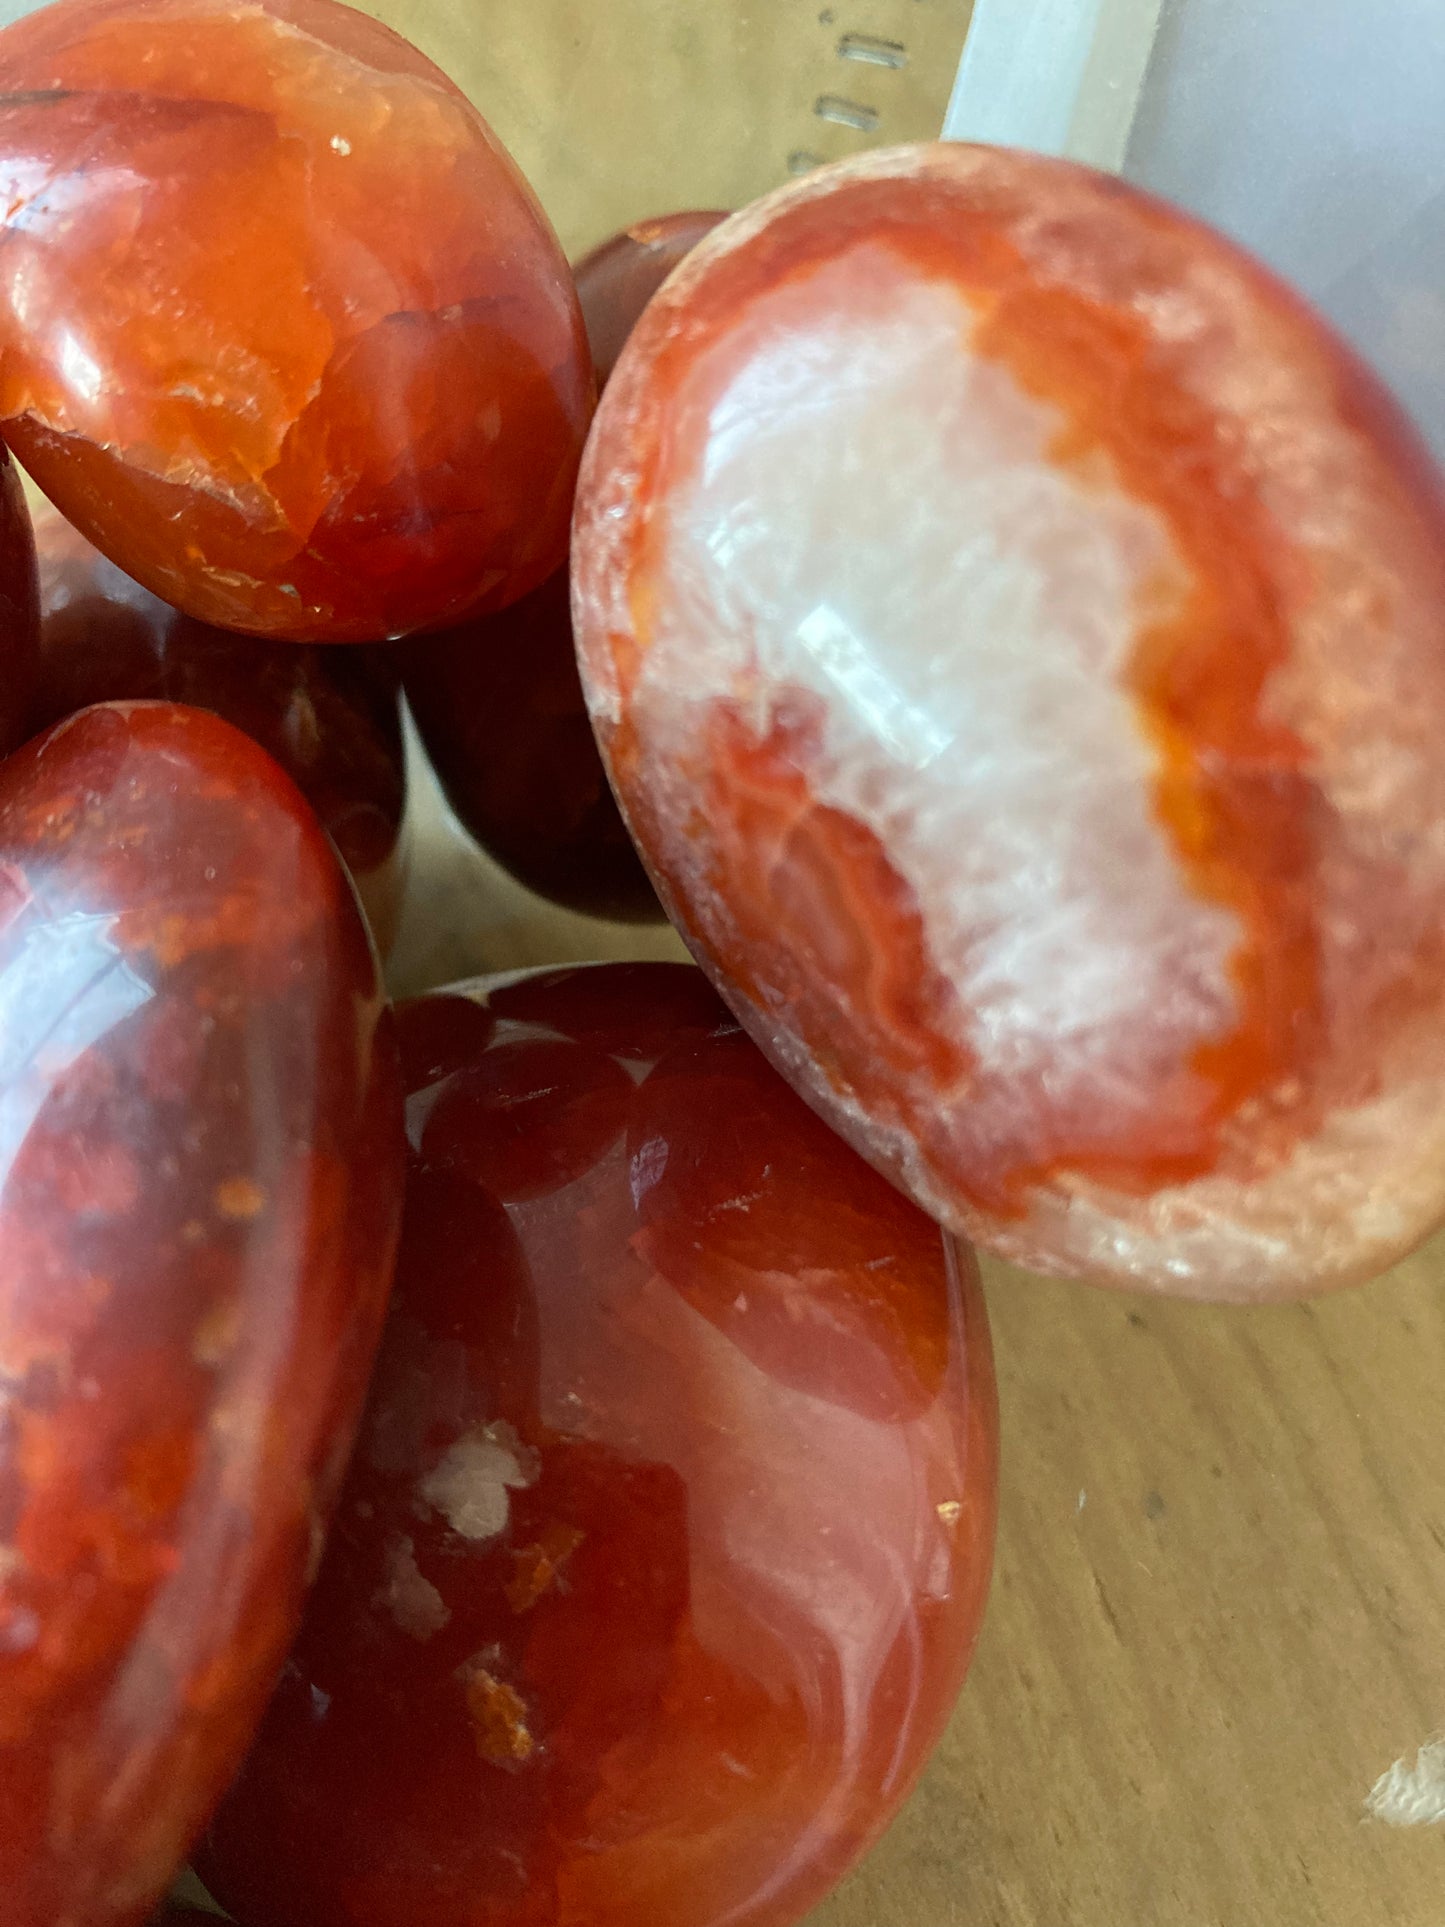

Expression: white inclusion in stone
xmin=650 ymin=248 xmax=1243 ymax=1116
xmin=418 ymin=1422 xmax=540 ymax=1543
xmin=377 ymin=1535 xmax=450 ymax=1641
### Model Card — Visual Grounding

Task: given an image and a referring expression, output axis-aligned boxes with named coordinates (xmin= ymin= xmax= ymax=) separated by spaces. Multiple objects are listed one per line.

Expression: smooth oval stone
xmin=0 ymin=0 xmax=592 ymax=642
xmin=199 ymin=961 xmax=997 ymax=1927
xmin=572 ymin=141 xmax=1445 ymax=1300
xmin=0 ymin=701 xmax=406 ymax=1927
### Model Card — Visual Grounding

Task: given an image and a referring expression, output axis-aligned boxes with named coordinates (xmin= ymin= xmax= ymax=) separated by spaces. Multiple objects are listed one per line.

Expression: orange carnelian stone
xmin=0 ymin=703 xmax=406 ymax=1927
xmin=0 ymin=0 xmax=592 ymax=643
xmin=31 ymin=507 xmax=408 ymax=952
xmin=0 ymin=445 xmax=40 ymax=758
xmin=573 ymin=143 xmax=1445 ymax=1301
xmin=402 ymin=213 xmax=725 ymax=921
xmin=199 ymin=962 xmax=997 ymax=1927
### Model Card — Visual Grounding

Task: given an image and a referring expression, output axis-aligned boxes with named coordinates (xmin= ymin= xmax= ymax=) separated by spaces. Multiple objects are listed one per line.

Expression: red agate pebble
xmin=402 ymin=212 xmax=725 ymax=921
xmin=572 ymin=142 xmax=1445 ymax=1300
xmin=0 ymin=0 xmax=592 ymax=642
xmin=0 ymin=446 xmax=40 ymax=758
xmin=200 ymin=961 xmax=996 ymax=1927
xmin=575 ymin=210 xmax=731 ymax=386
xmin=31 ymin=506 xmax=408 ymax=951
xmin=0 ymin=703 xmax=405 ymax=1927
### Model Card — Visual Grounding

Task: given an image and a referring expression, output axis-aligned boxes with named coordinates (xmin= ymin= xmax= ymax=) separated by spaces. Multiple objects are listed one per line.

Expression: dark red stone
xmin=200 ymin=962 xmax=997 ymax=1927
xmin=402 ymin=571 xmax=657 ymax=922
xmin=0 ymin=447 xmax=41 ymax=759
xmin=401 ymin=213 xmax=725 ymax=921
xmin=0 ymin=702 xmax=406 ymax=1927
xmin=30 ymin=507 xmax=408 ymax=952
xmin=575 ymin=210 xmax=730 ymax=387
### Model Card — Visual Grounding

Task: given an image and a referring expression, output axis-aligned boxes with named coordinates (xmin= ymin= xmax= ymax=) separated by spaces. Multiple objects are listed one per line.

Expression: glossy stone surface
xmin=201 ymin=961 xmax=997 ymax=1927
xmin=0 ymin=0 xmax=592 ymax=643
xmin=576 ymin=211 xmax=731 ymax=387
xmin=402 ymin=213 xmax=724 ymax=921
xmin=573 ymin=143 xmax=1445 ymax=1301
xmin=402 ymin=214 xmax=724 ymax=921
xmin=0 ymin=447 xmax=41 ymax=759
xmin=32 ymin=507 xmax=408 ymax=952
xmin=402 ymin=570 xmax=656 ymax=922
xmin=0 ymin=703 xmax=406 ymax=1927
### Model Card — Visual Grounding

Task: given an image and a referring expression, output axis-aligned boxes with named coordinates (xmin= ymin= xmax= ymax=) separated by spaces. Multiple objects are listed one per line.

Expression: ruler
xmin=361 ymin=0 xmax=980 ymax=254
xmin=360 ymin=0 xmax=1164 ymax=252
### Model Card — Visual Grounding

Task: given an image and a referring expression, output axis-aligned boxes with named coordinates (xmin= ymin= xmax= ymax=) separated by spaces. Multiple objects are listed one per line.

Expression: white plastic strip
xmin=943 ymin=0 xmax=1164 ymax=172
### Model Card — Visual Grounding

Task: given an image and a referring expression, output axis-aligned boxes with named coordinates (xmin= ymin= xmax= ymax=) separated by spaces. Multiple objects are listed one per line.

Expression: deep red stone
xmin=575 ymin=211 xmax=731 ymax=388
xmin=402 ymin=571 xmax=658 ymax=922
xmin=200 ymin=961 xmax=997 ymax=1927
xmin=0 ymin=702 xmax=406 ymax=1927
xmin=0 ymin=0 xmax=592 ymax=642
xmin=30 ymin=506 xmax=408 ymax=952
xmin=0 ymin=446 xmax=40 ymax=759
xmin=488 ymin=958 xmax=728 ymax=1060
xmin=400 ymin=212 xmax=726 ymax=921
xmin=572 ymin=142 xmax=1445 ymax=1299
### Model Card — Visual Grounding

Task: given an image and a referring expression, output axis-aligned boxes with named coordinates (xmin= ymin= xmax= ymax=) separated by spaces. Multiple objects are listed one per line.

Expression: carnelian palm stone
xmin=0 ymin=702 xmax=406 ymax=1927
xmin=572 ymin=143 xmax=1445 ymax=1300
xmin=0 ymin=0 xmax=593 ymax=642
xmin=200 ymin=961 xmax=998 ymax=1927
xmin=31 ymin=506 xmax=409 ymax=952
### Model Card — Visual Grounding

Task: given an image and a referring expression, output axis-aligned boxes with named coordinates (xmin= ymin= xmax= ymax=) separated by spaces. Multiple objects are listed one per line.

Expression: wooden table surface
xmin=367 ymin=4 xmax=1445 ymax=1920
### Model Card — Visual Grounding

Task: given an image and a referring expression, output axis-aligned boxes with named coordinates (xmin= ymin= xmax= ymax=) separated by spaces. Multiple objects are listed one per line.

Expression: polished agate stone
xmin=200 ymin=962 xmax=997 ymax=1927
xmin=572 ymin=143 xmax=1445 ymax=1300
xmin=0 ymin=447 xmax=40 ymax=758
xmin=402 ymin=213 xmax=724 ymax=921
xmin=0 ymin=0 xmax=592 ymax=642
xmin=0 ymin=703 xmax=406 ymax=1927
xmin=32 ymin=507 xmax=408 ymax=952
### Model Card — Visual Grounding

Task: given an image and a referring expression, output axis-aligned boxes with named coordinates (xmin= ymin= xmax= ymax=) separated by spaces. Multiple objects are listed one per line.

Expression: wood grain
xmin=816 ymin=1253 xmax=1445 ymax=1926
